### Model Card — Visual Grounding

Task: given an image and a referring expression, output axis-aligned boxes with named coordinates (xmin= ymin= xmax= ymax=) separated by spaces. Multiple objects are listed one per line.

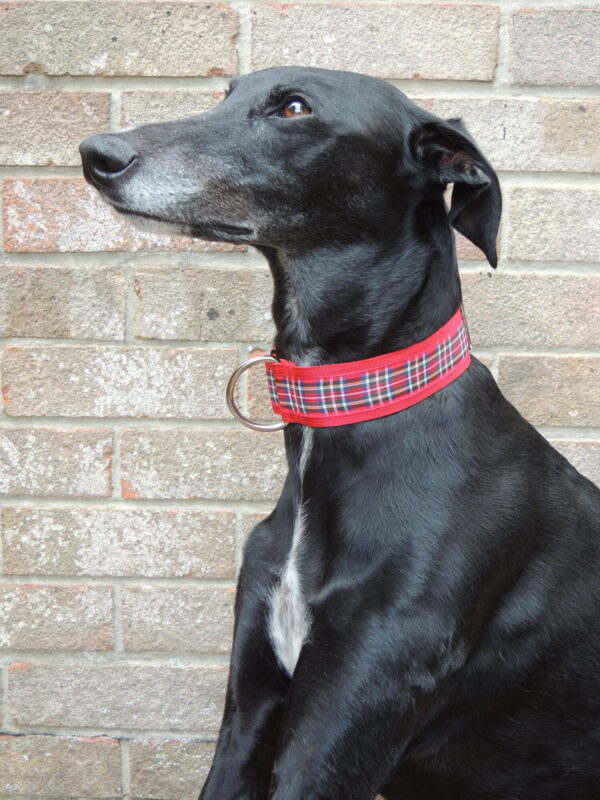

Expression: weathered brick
xmin=251 ymin=4 xmax=499 ymax=81
xmin=461 ymin=272 xmax=600 ymax=349
xmin=3 ymin=179 xmax=239 ymax=253
xmin=129 ymin=738 xmax=215 ymax=800
xmin=510 ymin=8 xmax=600 ymax=87
xmin=133 ymin=266 xmax=274 ymax=342
xmin=2 ymin=507 xmax=236 ymax=579
xmin=0 ymin=265 xmax=127 ymax=340
xmin=0 ymin=2 xmax=238 ymax=77
xmin=550 ymin=440 xmax=600 ymax=488
xmin=0 ymin=734 xmax=121 ymax=798
xmin=120 ymin=428 xmax=286 ymax=501
xmin=0 ymin=584 xmax=113 ymax=650
xmin=417 ymin=98 xmax=600 ymax=173
xmin=509 ymin=189 xmax=600 ymax=263
xmin=498 ymin=356 xmax=600 ymax=428
xmin=0 ymin=91 xmax=111 ymax=166
xmin=121 ymin=586 xmax=234 ymax=653
xmin=9 ymin=662 xmax=227 ymax=731
xmin=121 ymin=91 xmax=222 ymax=128
xmin=0 ymin=427 xmax=112 ymax=497
xmin=2 ymin=345 xmax=237 ymax=418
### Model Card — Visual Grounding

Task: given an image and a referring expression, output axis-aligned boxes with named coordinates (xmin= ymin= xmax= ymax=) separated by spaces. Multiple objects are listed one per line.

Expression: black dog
xmin=80 ymin=67 xmax=600 ymax=800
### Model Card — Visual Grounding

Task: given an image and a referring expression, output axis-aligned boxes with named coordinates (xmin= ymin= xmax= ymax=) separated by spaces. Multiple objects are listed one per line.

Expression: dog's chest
xmin=268 ymin=428 xmax=313 ymax=677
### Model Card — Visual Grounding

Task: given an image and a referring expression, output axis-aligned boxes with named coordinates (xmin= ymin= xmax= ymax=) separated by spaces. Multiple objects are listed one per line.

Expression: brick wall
xmin=0 ymin=1 xmax=598 ymax=797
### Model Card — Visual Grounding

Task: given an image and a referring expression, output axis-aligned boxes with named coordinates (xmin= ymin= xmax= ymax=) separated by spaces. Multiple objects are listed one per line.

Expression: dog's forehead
xmin=230 ymin=66 xmax=404 ymax=107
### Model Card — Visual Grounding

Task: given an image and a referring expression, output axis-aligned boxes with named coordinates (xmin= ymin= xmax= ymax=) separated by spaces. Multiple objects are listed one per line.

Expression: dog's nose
xmin=80 ymin=134 xmax=138 ymax=187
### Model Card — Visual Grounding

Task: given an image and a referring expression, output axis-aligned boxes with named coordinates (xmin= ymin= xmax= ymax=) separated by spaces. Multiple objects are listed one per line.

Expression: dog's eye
xmin=281 ymin=98 xmax=311 ymax=118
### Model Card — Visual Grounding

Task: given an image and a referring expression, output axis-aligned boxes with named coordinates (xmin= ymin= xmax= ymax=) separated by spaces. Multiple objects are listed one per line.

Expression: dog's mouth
xmin=109 ymin=203 xmax=256 ymax=243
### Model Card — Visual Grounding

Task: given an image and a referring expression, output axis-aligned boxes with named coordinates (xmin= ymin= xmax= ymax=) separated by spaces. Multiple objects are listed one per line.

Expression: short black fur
xmin=80 ymin=67 xmax=600 ymax=800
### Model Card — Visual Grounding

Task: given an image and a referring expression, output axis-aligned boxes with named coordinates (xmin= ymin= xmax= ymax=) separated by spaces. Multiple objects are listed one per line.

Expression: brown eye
xmin=282 ymin=98 xmax=311 ymax=118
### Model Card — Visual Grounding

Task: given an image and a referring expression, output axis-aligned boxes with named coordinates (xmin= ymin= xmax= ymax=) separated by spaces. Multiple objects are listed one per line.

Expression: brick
xmin=0 ymin=734 xmax=121 ymax=798
xmin=251 ymin=4 xmax=499 ymax=81
xmin=417 ymin=98 xmax=600 ymax=174
xmin=121 ymin=586 xmax=234 ymax=653
xmin=120 ymin=428 xmax=286 ymax=501
xmin=0 ymin=265 xmax=127 ymax=340
xmin=498 ymin=356 xmax=600 ymax=428
xmin=9 ymin=663 xmax=227 ymax=731
xmin=129 ymin=738 xmax=215 ymax=800
xmin=509 ymin=189 xmax=600 ymax=263
xmin=550 ymin=440 xmax=600 ymax=488
xmin=3 ymin=179 xmax=239 ymax=253
xmin=2 ymin=345 xmax=237 ymax=418
xmin=461 ymin=272 xmax=600 ymax=349
xmin=121 ymin=91 xmax=222 ymax=128
xmin=0 ymin=584 xmax=113 ymax=650
xmin=0 ymin=427 xmax=112 ymax=497
xmin=510 ymin=9 xmax=600 ymax=87
xmin=0 ymin=2 xmax=238 ymax=77
xmin=0 ymin=91 xmax=111 ymax=166
xmin=2 ymin=507 xmax=236 ymax=578
xmin=133 ymin=266 xmax=274 ymax=341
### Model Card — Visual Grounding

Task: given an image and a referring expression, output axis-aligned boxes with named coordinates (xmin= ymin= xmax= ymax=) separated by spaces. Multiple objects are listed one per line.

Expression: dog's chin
xmin=107 ymin=204 xmax=189 ymax=237
xmin=107 ymin=204 xmax=255 ymax=244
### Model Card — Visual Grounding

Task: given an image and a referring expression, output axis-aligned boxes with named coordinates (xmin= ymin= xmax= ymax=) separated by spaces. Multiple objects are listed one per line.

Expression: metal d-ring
xmin=226 ymin=354 xmax=288 ymax=432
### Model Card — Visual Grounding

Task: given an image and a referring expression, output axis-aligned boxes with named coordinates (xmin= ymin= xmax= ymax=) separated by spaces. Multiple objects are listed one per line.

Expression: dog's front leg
xmin=199 ymin=519 xmax=290 ymax=800
xmin=267 ymin=610 xmax=458 ymax=800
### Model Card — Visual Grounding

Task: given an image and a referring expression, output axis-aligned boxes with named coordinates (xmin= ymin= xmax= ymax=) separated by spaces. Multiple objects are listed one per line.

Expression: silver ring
xmin=226 ymin=354 xmax=288 ymax=432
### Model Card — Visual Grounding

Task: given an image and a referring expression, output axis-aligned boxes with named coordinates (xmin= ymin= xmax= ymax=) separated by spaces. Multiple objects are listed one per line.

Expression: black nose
xmin=80 ymin=134 xmax=138 ymax=187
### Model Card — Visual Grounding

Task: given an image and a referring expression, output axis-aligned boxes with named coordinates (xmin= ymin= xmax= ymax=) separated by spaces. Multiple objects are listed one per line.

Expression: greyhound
xmin=80 ymin=67 xmax=600 ymax=800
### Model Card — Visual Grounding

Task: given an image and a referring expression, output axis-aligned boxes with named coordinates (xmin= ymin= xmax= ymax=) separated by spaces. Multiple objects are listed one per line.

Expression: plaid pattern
xmin=265 ymin=308 xmax=471 ymax=427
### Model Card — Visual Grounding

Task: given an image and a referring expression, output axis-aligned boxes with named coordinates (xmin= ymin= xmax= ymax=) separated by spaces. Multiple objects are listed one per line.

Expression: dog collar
xmin=226 ymin=307 xmax=470 ymax=430
xmin=264 ymin=307 xmax=470 ymax=428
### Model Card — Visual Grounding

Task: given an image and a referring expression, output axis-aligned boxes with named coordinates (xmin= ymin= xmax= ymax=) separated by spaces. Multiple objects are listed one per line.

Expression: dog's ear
xmin=410 ymin=118 xmax=501 ymax=268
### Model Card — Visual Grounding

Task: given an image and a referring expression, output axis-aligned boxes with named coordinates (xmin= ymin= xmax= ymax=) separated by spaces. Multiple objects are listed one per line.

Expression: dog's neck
xmin=260 ymin=198 xmax=462 ymax=367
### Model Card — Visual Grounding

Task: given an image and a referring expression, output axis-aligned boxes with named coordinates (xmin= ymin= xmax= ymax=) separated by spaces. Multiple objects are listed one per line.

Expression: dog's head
xmin=80 ymin=66 xmax=500 ymax=267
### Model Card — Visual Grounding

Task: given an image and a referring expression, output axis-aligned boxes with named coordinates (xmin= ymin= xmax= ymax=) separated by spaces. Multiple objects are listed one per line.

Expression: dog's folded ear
xmin=411 ymin=118 xmax=501 ymax=268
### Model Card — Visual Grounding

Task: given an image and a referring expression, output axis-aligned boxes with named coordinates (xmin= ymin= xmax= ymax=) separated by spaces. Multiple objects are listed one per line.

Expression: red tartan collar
xmin=265 ymin=307 xmax=471 ymax=427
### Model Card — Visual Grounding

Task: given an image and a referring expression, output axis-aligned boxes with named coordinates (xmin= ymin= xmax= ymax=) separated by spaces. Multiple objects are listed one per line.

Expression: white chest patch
xmin=268 ymin=428 xmax=313 ymax=677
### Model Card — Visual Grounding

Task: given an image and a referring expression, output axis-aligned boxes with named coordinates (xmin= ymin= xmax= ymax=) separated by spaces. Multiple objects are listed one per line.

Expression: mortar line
xmin=9 ymin=330 xmax=600 ymax=348
xmin=0 ymin=496 xmax=275 ymax=511
xmin=1 ymin=666 xmax=8 ymax=729
xmin=2 ymin=74 xmax=600 ymax=100
xmin=0 ymin=416 xmax=245 ymax=428
xmin=0 ymin=337 xmax=272 ymax=349
xmin=0 ymin=178 xmax=5 ymax=254
xmin=231 ymin=1 xmax=252 ymax=74
xmin=495 ymin=2 xmax=513 ymax=90
xmin=235 ymin=511 xmax=245 ymax=575
xmin=121 ymin=737 xmax=131 ymax=799
xmin=111 ymin=428 xmax=122 ymax=499
xmin=0 ymin=723 xmax=219 ymax=741
xmin=125 ymin=263 xmax=136 ymax=344
xmin=0 ymin=651 xmax=231 ymax=667
xmin=0 ymin=250 xmax=258 ymax=267
xmin=0 ymin=575 xmax=238 ymax=588
xmin=113 ymin=584 xmax=124 ymax=653
xmin=2 ymin=164 xmax=599 ymax=185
